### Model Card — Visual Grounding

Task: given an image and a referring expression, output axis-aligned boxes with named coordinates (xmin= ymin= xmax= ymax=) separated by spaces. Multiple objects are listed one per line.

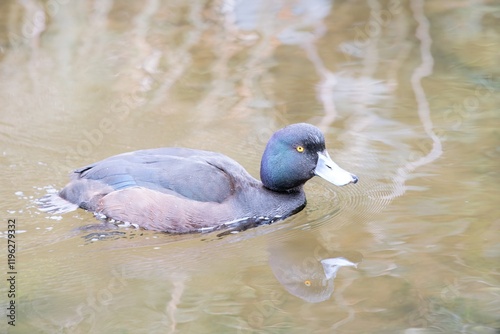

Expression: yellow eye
xmin=296 ymin=146 xmax=304 ymax=153
xmin=304 ymin=280 xmax=311 ymax=286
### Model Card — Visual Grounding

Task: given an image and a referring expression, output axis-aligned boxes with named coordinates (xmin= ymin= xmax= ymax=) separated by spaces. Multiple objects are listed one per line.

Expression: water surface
xmin=0 ymin=1 xmax=499 ymax=333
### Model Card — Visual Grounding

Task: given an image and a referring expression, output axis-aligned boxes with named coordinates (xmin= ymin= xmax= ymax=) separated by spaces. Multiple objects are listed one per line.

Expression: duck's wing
xmin=66 ymin=148 xmax=255 ymax=204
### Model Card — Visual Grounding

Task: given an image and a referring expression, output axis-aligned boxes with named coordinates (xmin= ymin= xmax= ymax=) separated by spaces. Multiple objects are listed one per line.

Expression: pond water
xmin=1 ymin=1 xmax=499 ymax=333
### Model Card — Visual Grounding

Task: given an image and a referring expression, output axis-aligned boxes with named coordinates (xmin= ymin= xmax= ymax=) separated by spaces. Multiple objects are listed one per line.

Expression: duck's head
xmin=260 ymin=123 xmax=358 ymax=192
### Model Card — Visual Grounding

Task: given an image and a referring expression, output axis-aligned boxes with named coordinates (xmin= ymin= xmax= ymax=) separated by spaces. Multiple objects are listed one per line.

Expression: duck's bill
xmin=315 ymin=150 xmax=358 ymax=186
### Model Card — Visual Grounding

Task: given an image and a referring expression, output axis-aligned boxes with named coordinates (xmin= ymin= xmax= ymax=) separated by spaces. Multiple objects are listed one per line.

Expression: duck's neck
xmin=239 ymin=184 xmax=306 ymax=220
xmin=260 ymin=159 xmax=310 ymax=192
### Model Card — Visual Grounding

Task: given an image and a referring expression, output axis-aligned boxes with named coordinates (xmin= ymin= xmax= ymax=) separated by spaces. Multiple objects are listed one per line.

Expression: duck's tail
xmin=37 ymin=193 xmax=78 ymax=214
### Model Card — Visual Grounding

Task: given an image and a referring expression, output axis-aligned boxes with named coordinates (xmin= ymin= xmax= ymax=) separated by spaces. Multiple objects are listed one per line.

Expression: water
xmin=1 ymin=1 xmax=499 ymax=333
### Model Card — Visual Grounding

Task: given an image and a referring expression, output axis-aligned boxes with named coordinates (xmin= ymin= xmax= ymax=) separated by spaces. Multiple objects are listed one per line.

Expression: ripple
xmin=295 ymin=170 xmax=401 ymax=232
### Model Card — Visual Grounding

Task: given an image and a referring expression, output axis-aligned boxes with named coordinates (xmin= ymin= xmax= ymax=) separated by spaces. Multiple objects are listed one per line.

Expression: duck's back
xmin=68 ymin=148 xmax=253 ymax=204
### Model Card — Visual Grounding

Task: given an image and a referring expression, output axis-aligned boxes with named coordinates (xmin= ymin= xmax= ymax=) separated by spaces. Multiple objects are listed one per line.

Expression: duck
xmin=40 ymin=123 xmax=358 ymax=233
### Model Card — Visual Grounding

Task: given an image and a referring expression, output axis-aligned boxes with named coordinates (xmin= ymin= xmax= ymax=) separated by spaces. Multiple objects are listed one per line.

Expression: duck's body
xmin=41 ymin=123 xmax=358 ymax=233
xmin=59 ymin=148 xmax=306 ymax=233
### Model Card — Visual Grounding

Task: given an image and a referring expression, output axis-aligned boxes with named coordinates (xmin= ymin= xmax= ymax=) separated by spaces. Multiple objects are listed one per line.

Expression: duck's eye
xmin=304 ymin=280 xmax=311 ymax=286
xmin=296 ymin=146 xmax=304 ymax=153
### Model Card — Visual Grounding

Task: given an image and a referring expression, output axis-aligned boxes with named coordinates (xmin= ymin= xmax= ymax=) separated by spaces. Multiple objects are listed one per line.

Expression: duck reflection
xmin=268 ymin=233 xmax=360 ymax=303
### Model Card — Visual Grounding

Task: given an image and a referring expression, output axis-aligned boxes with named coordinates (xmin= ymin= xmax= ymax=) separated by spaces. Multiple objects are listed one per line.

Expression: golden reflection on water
xmin=0 ymin=0 xmax=499 ymax=333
